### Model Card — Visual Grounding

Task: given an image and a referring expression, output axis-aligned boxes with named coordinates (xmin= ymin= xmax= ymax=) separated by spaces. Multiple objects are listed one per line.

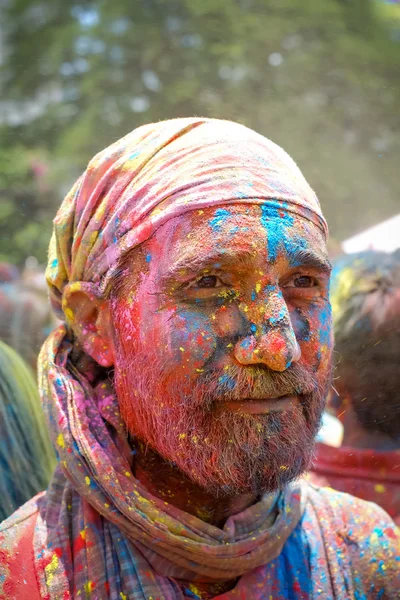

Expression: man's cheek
xmin=167 ymin=310 xmax=217 ymax=372
xmin=296 ymin=304 xmax=333 ymax=371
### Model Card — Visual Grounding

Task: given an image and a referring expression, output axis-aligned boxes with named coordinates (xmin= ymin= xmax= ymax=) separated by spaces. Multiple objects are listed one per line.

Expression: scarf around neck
xmin=34 ymin=325 xmax=305 ymax=598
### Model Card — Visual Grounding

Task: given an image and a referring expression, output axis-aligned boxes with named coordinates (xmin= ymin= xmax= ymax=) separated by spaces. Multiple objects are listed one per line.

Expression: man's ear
xmin=64 ymin=290 xmax=115 ymax=367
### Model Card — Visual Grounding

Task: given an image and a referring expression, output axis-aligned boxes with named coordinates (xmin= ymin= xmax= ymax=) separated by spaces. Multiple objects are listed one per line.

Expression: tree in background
xmin=0 ymin=0 xmax=399 ymax=263
xmin=0 ymin=128 xmax=54 ymax=264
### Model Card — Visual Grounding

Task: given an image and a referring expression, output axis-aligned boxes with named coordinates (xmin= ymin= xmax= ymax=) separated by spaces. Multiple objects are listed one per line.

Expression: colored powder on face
xmin=260 ymin=204 xmax=295 ymax=263
xmin=291 ymin=308 xmax=311 ymax=342
xmin=313 ymin=304 xmax=332 ymax=347
xmin=217 ymin=374 xmax=236 ymax=390
xmin=208 ymin=208 xmax=232 ymax=233
xmin=146 ymin=254 xmax=152 ymax=263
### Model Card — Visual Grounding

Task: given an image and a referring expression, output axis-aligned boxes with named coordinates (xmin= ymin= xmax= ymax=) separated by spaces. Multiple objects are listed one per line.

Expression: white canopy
xmin=342 ymin=213 xmax=400 ymax=254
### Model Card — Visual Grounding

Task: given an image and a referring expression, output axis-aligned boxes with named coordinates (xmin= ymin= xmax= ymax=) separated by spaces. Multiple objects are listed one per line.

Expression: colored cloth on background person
xmin=311 ymin=442 xmax=400 ymax=525
xmin=0 ymin=119 xmax=398 ymax=599
xmin=0 ymin=341 xmax=55 ymax=521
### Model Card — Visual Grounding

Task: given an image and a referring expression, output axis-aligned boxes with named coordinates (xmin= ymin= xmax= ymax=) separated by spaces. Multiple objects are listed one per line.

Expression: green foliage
xmin=0 ymin=0 xmax=399 ymax=264
xmin=0 ymin=131 xmax=56 ymax=263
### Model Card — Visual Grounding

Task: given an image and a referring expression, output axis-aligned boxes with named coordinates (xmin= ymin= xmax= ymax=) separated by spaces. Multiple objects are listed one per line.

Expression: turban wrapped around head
xmin=46 ymin=117 xmax=327 ymax=319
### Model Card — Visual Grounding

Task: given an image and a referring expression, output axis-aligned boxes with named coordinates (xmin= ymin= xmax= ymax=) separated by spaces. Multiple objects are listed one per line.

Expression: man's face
xmin=111 ymin=205 xmax=333 ymax=496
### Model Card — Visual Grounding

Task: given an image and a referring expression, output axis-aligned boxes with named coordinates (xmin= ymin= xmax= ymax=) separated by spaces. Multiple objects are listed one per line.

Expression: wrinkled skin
xmin=111 ymin=205 xmax=333 ymax=497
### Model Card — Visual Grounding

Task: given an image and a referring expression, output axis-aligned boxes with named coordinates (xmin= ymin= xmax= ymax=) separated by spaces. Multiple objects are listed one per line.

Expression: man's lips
xmin=221 ymin=395 xmax=299 ymax=415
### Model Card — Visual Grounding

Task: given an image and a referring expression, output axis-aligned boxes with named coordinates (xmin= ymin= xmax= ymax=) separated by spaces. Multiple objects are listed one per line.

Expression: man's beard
xmin=114 ymin=349 xmax=331 ymax=497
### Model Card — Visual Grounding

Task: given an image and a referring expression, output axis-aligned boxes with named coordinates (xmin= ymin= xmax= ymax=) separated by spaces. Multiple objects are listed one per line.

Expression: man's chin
xmin=175 ymin=450 xmax=311 ymax=498
xmin=165 ymin=416 xmax=317 ymax=497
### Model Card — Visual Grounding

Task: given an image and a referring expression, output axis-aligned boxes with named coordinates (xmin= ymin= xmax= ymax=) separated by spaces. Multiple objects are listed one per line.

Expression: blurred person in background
xmin=0 ymin=119 xmax=398 ymax=599
xmin=311 ymin=250 xmax=400 ymax=524
xmin=0 ymin=340 xmax=55 ymax=521
xmin=0 ymin=266 xmax=56 ymax=371
xmin=0 ymin=263 xmax=20 ymax=284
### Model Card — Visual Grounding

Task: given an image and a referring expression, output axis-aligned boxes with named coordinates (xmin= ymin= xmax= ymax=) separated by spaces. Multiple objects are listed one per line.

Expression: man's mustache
xmin=196 ymin=363 xmax=317 ymax=403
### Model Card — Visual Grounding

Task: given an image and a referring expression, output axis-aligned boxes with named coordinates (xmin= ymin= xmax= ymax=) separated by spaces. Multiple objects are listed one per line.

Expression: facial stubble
xmin=113 ymin=346 xmax=331 ymax=498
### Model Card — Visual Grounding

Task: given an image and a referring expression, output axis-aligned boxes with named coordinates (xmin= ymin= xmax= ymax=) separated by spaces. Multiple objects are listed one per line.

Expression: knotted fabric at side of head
xmin=46 ymin=117 xmax=327 ymax=321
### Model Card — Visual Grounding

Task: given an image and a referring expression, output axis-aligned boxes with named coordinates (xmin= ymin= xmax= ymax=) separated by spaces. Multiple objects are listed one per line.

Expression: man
xmin=0 ymin=118 xmax=398 ymax=599
xmin=311 ymin=250 xmax=400 ymax=524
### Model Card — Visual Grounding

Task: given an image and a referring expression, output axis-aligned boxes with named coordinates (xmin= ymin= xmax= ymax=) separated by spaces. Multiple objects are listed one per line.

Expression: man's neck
xmin=342 ymin=406 xmax=400 ymax=451
xmin=132 ymin=442 xmax=258 ymax=528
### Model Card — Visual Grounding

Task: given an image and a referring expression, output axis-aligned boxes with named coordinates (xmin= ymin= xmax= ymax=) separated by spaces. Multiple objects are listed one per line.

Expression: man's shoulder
xmin=306 ymin=483 xmax=400 ymax=590
xmin=0 ymin=493 xmax=44 ymax=600
xmin=307 ymin=482 xmax=399 ymax=531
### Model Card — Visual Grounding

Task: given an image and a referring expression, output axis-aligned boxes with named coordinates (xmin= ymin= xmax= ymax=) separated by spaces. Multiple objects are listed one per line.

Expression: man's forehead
xmin=146 ymin=205 xmax=329 ymax=275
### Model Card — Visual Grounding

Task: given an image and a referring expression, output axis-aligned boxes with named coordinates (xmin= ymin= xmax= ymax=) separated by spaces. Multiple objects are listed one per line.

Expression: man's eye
xmin=293 ymin=276 xmax=316 ymax=288
xmin=193 ymin=275 xmax=224 ymax=289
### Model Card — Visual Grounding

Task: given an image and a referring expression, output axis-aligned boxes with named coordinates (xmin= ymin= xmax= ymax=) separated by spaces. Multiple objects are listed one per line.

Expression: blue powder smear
xmin=218 ymin=374 xmax=236 ymax=390
xmin=209 ymin=208 xmax=232 ymax=233
xmin=261 ymin=203 xmax=295 ymax=262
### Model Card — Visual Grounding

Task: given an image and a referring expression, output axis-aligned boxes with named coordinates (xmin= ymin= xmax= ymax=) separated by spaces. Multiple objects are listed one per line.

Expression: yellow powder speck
xmin=178 ymin=433 xmax=186 ymax=439
xmin=195 ymin=368 xmax=204 ymax=373
xmin=279 ymin=465 xmax=288 ymax=471
xmin=120 ymin=593 xmax=127 ymax=600
xmin=243 ymin=305 xmax=249 ymax=312
xmin=375 ymin=483 xmax=386 ymax=493
xmin=45 ymin=553 xmax=59 ymax=586
xmin=125 ymin=471 xmax=131 ymax=477
xmin=188 ymin=584 xmax=201 ymax=597
xmin=226 ymin=343 xmax=233 ymax=348
xmin=198 ymin=210 xmax=204 ymax=215
xmin=84 ymin=581 xmax=94 ymax=593
xmin=179 ymin=347 xmax=185 ymax=352
xmin=64 ymin=308 xmax=74 ymax=322
xmin=255 ymin=282 xmax=261 ymax=293
xmin=57 ymin=433 xmax=65 ymax=449
xmin=85 ymin=476 xmax=91 ymax=486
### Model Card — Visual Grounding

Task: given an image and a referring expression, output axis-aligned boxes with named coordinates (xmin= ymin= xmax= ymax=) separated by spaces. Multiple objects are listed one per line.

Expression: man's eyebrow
xmin=290 ymin=248 xmax=332 ymax=273
xmin=162 ymin=249 xmax=257 ymax=281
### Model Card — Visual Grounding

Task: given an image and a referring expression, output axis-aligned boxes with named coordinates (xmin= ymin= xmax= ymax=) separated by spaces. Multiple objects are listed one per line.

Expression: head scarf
xmin=36 ymin=118 xmax=327 ymax=599
xmin=46 ymin=117 xmax=327 ymax=319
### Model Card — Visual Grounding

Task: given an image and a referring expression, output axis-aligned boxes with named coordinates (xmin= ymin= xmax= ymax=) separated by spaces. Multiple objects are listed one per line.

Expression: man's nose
xmin=233 ymin=292 xmax=301 ymax=372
